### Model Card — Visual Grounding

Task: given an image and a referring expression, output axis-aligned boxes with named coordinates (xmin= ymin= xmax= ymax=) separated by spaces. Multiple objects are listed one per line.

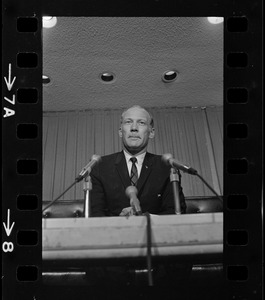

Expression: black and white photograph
xmin=41 ymin=16 xmax=224 ymax=295
xmin=2 ymin=0 xmax=263 ymax=299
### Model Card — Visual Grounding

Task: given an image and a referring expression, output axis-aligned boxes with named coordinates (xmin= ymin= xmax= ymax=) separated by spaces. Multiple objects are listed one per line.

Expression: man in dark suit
xmin=88 ymin=106 xmax=190 ymax=287
xmin=90 ymin=105 xmax=186 ymax=217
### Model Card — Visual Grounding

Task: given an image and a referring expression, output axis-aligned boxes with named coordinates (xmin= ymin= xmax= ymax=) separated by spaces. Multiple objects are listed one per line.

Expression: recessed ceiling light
xmin=100 ymin=72 xmax=115 ymax=83
xmin=42 ymin=75 xmax=51 ymax=85
xmin=207 ymin=17 xmax=224 ymax=24
xmin=162 ymin=70 xmax=178 ymax=83
xmin=42 ymin=16 xmax=57 ymax=28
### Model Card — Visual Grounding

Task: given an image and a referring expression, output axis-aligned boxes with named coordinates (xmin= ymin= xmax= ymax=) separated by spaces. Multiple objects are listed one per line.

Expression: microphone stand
xmin=42 ymin=179 xmax=79 ymax=213
xmin=42 ymin=172 xmax=93 ymax=214
xmin=195 ymin=173 xmax=223 ymax=203
xmin=171 ymin=166 xmax=223 ymax=203
xmin=170 ymin=168 xmax=182 ymax=214
xmin=83 ymin=175 xmax=92 ymax=218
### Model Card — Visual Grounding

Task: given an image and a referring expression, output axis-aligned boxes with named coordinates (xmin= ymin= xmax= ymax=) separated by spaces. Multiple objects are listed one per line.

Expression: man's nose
xmin=130 ymin=122 xmax=139 ymax=131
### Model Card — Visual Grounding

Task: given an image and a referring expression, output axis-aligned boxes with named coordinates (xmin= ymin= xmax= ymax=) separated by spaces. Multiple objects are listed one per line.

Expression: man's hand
xmin=119 ymin=207 xmax=136 ymax=216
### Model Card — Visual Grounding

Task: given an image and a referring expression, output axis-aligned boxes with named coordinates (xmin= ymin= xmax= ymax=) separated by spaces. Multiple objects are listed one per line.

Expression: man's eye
xmin=124 ymin=120 xmax=132 ymax=124
xmin=138 ymin=121 xmax=146 ymax=125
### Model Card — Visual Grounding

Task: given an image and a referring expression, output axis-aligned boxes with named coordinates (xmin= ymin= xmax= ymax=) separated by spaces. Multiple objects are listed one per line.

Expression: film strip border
xmin=2 ymin=0 xmax=262 ymax=299
xmin=2 ymin=0 xmax=43 ymax=298
xmin=224 ymin=7 xmax=263 ymax=299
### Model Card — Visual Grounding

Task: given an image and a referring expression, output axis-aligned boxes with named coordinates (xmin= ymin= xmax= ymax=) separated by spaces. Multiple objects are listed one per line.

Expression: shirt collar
xmin=123 ymin=150 xmax=147 ymax=165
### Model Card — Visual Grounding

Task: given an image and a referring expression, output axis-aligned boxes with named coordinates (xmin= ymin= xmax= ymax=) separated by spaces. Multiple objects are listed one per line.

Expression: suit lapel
xmin=115 ymin=151 xmax=131 ymax=189
xmin=137 ymin=152 xmax=154 ymax=194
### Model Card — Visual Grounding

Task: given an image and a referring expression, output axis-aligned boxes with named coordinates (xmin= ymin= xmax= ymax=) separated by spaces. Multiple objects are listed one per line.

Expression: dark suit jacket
xmin=90 ymin=151 xmax=186 ymax=216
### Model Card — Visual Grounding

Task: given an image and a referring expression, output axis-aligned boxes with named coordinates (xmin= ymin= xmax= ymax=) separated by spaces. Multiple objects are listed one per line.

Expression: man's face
xmin=119 ymin=107 xmax=155 ymax=155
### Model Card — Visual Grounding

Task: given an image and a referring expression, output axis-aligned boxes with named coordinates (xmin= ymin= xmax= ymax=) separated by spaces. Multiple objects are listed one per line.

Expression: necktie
xmin=130 ymin=157 xmax=138 ymax=186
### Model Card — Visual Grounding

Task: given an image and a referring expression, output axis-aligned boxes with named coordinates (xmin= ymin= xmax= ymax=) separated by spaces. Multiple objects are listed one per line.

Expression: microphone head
xmin=125 ymin=186 xmax=138 ymax=198
xmin=91 ymin=154 xmax=101 ymax=162
xmin=161 ymin=153 xmax=173 ymax=165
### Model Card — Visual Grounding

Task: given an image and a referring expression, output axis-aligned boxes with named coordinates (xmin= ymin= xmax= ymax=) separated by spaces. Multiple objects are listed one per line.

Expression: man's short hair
xmin=120 ymin=105 xmax=154 ymax=127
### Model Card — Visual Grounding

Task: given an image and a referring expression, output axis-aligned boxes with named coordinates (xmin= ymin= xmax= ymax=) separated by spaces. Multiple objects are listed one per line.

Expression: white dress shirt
xmin=123 ymin=150 xmax=146 ymax=177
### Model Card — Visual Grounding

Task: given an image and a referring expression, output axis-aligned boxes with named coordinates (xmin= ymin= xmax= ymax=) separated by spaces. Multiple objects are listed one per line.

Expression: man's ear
xmin=149 ymin=128 xmax=155 ymax=139
xmin=119 ymin=128 xmax=122 ymax=138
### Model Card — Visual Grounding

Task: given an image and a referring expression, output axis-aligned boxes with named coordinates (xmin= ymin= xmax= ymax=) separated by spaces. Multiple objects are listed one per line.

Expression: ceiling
xmin=43 ymin=17 xmax=223 ymax=112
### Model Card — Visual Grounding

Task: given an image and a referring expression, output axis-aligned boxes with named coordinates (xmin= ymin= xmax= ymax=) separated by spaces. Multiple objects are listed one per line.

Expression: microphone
xmin=162 ymin=153 xmax=198 ymax=175
xmin=125 ymin=186 xmax=142 ymax=215
xmin=76 ymin=154 xmax=101 ymax=182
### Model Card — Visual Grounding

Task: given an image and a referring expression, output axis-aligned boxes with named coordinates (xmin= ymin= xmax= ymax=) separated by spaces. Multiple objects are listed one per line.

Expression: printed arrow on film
xmin=3 ymin=209 xmax=15 ymax=237
xmin=4 ymin=63 xmax=16 ymax=91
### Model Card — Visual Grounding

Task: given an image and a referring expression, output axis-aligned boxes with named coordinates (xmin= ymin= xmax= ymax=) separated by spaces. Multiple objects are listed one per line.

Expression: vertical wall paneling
xmin=204 ymin=107 xmax=223 ymax=193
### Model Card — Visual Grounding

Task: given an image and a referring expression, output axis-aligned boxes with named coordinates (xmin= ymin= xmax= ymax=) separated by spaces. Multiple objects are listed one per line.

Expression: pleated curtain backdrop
xmin=43 ymin=106 xmax=223 ymax=201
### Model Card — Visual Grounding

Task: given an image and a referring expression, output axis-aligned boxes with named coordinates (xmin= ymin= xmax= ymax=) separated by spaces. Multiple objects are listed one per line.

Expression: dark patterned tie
xmin=130 ymin=157 xmax=138 ymax=186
